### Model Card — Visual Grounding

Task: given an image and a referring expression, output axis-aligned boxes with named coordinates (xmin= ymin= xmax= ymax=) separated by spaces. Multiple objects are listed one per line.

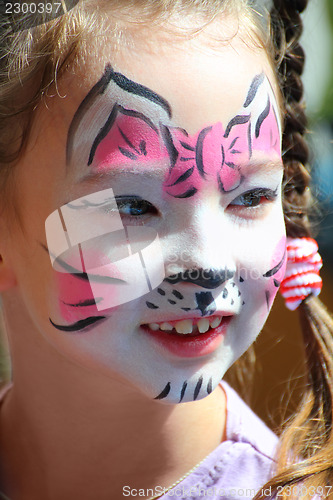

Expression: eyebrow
xmin=66 ymin=64 xmax=172 ymax=165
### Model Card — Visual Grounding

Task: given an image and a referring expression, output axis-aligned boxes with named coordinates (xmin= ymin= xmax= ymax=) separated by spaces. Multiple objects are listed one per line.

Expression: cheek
xmin=56 ymin=273 xmax=101 ymax=322
xmin=237 ymin=231 xmax=286 ymax=314
xmin=51 ymin=230 xmax=165 ymax=321
xmin=265 ymin=235 xmax=287 ymax=310
xmin=52 ymin=246 xmax=126 ymax=322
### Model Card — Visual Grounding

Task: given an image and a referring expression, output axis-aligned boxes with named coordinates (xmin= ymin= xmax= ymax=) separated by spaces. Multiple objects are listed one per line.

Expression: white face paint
xmin=7 ymin=28 xmax=286 ymax=404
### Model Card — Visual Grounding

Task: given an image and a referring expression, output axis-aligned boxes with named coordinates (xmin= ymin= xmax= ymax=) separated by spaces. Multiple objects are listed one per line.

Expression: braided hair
xmin=255 ymin=1 xmax=333 ymax=496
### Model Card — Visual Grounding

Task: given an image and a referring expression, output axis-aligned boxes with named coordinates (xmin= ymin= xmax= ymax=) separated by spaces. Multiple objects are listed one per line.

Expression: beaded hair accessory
xmin=280 ymin=237 xmax=323 ymax=311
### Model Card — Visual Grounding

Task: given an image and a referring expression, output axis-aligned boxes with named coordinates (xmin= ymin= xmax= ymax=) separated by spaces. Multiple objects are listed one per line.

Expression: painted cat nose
xmin=164 ymin=268 xmax=235 ymax=289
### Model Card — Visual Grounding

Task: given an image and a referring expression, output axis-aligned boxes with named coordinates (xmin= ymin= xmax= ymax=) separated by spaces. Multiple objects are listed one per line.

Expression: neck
xmin=0 ymin=293 xmax=226 ymax=499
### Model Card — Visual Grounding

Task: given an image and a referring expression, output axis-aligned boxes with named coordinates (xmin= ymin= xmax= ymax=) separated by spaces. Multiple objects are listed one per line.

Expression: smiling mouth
xmin=142 ymin=315 xmax=229 ymax=336
xmin=141 ymin=315 xmax=233 ymax=358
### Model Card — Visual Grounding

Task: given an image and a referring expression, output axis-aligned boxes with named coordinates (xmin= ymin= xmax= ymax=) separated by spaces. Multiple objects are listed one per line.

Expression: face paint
xmin=50 ymin=68 xmax=281 ymax=324
xmin=45 ymin=188 xmax=166 ymax=317
xmin=56 ymin=267 xmax=103 ymax=323
xmin=42 ymin=54 xmax=284 ymax=404
xmin=263 ymin=236 xmax=287 ymax=311
xmin=156 ymin=374 xmax=212 ymax=403
xmin=66 ymin=64 xmax=173 ymax=172
xmin=67 ymin=65 xmax=281 ymax=197
xmin=161 ymin=122 xmax=246 ymax=198
xmin=89 ymin=106 xmax=168 ymax=171
xmin=162 ymin=72 xmax=280 ymax=199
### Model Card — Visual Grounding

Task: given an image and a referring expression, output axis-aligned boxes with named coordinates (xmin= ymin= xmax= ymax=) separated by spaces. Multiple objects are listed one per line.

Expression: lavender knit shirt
xmin=158 ymin=381 xmax=278 ymax=500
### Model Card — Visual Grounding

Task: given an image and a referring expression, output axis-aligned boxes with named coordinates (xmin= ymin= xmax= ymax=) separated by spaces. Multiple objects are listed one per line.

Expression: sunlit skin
xmin=0 ymin=15 xmax=285 ymax=499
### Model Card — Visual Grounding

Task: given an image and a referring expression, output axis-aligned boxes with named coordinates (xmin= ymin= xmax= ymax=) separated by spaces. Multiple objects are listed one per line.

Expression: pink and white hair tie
xmin=280 ymin=237 xmax=323 ymax=311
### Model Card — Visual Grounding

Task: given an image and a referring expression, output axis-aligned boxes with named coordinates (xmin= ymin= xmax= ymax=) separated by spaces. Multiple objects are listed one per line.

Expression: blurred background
xmin=0 ymin=0 xmax=332 ymax=431
xmin=303 ymin=0 xmax=333 ymax=269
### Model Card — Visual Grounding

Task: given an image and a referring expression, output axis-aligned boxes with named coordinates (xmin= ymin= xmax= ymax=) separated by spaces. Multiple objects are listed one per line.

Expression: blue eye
xmin=116 ymin=196 xmax=158 ymax=216
xmin=230 ymin=188 xmax=278 ymax=208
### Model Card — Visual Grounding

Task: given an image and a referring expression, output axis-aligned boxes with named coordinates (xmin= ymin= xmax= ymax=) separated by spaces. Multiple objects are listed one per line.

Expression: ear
xmin=0 ymin=254 xmax=17 ymax=292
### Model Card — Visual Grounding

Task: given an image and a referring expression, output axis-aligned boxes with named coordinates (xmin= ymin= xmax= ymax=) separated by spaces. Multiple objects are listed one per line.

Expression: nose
xmin=165 ymin=268 xmax=235 ymax=289
xmin=165 ymin=199 xmax=237 ymax=287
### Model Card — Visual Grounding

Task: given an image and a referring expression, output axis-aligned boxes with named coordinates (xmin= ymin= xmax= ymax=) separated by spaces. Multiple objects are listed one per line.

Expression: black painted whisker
xmin=62 ymin=297 xmax=103 ymax=308
xmin=194 ymin=375 xmax=203 ymax=400
xmin=263 ymin=250 xmax=286 ymax=278
xmin=49 ymin=316 xmax=107 ymax=332
xmin=155 ymin=382 xmax=171 ymax=400
xmin=179 ymin=381 xmax=188 ymax=403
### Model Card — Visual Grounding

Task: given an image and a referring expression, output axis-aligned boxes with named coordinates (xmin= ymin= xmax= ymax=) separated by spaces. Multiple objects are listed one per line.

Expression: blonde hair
xmin=0 ymin=0 xmax=332 ymax=497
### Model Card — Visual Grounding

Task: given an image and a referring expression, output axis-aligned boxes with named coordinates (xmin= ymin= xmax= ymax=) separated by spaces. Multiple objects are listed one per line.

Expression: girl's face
xmin=3 ymin=18 xmax=286 ymax=403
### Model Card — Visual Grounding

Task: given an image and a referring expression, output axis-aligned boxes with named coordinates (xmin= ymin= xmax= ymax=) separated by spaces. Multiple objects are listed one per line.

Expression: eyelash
xmin=115 ymin=196 xmax=158 ymax=218
xmin=229 ymin=187 xmax=278 ymax=208
xmin=227 ymin=187 xmax=279 ymax=222
xmin=114 ymin=188 xmax=278 ymax=219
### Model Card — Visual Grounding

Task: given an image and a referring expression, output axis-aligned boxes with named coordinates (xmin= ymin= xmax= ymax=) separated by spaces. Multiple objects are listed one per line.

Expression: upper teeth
xmin=148 ymin=316 xmax=222 ymax=335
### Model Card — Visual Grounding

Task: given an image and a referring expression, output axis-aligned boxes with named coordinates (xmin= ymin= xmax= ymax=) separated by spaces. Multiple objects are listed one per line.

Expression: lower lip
xmin=141 ymin=317 xmax=232 ymax=358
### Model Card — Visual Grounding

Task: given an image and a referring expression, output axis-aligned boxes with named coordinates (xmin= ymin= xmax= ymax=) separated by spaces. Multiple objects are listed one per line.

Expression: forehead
xmin=62 ymin=22 xmax=279 ymax=173
xmin=77 ymin=26 xmax=276 ymax=126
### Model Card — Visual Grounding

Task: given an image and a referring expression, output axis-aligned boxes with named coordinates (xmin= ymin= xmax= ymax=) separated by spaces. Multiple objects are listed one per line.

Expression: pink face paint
xmin=57 ymin=273 xmax=101 ymax=323
xmin=91 ymin=109 xmax=248 ymax=198
xmin=163 ymin=119 xmax=250 ymax=198
xmin=92 ymin=107 xmax=169 ymax=172
xmin=55 ymin=247 xmax=125 ymax=323
xmin=85 ymin=71 xmax=281 ymax=206
xmin=50 ymin=225 xmax=165 ymax=318
xmin=161 ymin=100 xmax=281 ymax=199
xmin=252 ymin=100 xmax=281 ymax=157
xmin=162 ymin=127 xmax=203 ymax=198
xmin=91 ymin=104 xmax=280 ymax=201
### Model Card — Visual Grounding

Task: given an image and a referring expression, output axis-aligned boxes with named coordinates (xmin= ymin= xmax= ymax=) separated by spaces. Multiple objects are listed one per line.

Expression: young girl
xmin=0 ymin=0 xmax=332 ymax=498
